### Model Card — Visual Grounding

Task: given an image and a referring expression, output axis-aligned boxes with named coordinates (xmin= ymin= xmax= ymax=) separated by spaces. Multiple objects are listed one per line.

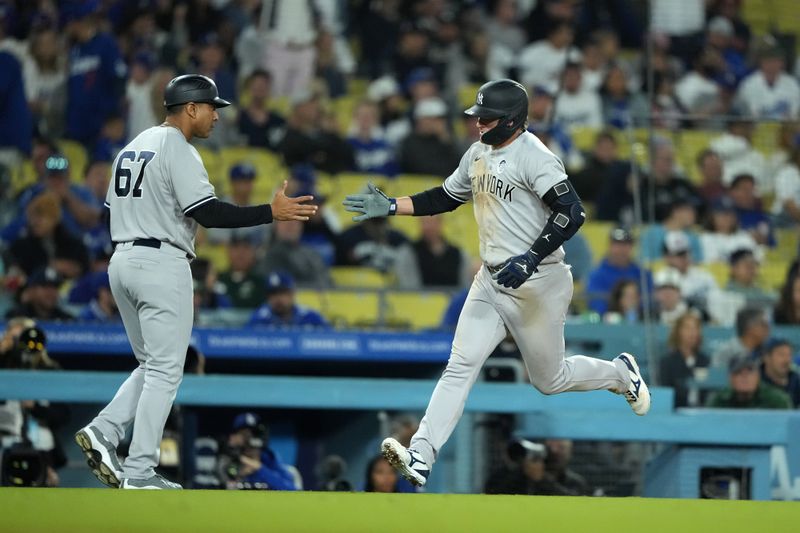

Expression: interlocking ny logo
xmin=477 ymin=92 xmax=483 ymax=105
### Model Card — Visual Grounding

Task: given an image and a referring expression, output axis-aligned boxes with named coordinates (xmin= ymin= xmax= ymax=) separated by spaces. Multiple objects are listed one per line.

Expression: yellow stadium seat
xmin=348 ymin=78 xmax=369 ymax=98
xmin=330 ymin=266 xmax=390 ymax=288
xmin=677 ymin=130 xmax=714 ymax=184
xmin=295 ymin=289 xmax=326 ymax=314
xmin=217 ymin=146 xmax=285 ymax=198
xmin=385 ymin=291 xmax=451 ymax=330
xmin=193 ymin=146 xmax=223 ymax=189
xmin=571 ymin=127 xmax=598 ymax=152
xmin=752 ymin=122 xmax=781 ymax=155
xmin=581 ymin=221 xmax=614 ymax=262
xmin=59 ymin=139 xmax=88 ymax=180
xmin=772 ymin=228 xmax=799 ymax=260
xmin=389 ymin=214 xmax=422 ymax=241
xmin=196 ymin=243 xmax=229 ymax=273
xmin=442 ymin=208 xmax=480 ymax=259
xmin=331 ymin=95 xmax=360 ymax=133
xmin=760 ymin=260 xmax=789 ymax=290
xmin=458 ymin=83 xmax=481 ymax=110
xmin=269 ymin=97 xmax=291 ymax=117
xmin=328 ymin=173 xmax=393 ymax=229
xmin=706 ymin=261 xmax=729 ymax=288
xmin=322 ymin=290 xmax=381 ymax=328
xmin=13 ymin=159 xmax=36 ymax=194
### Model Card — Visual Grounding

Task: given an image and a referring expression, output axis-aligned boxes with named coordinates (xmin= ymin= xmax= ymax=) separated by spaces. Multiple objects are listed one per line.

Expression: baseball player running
xmin=343 ymin=79 xmax=650 ymax=487
xmin=75 ymin=74 xmax=316 ymax=489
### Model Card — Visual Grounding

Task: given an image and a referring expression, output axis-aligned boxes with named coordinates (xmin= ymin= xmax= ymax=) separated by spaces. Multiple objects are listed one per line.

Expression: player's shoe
xmin=120 ymin=474 xmax=183 ymax=490
xmin=75 ymin=425 xmax=123 ymax=488
xmin=381 ymin=437 xmax=430 ymax=487
xmin=613 ymin=352 xmax=651 ymax=416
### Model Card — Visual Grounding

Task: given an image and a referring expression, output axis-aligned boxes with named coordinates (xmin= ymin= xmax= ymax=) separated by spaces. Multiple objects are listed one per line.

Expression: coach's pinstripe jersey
xmin=443 ymin=131 xmax=567 ymax=267
xmin=104 ymin=125 xmax=215 ymax=257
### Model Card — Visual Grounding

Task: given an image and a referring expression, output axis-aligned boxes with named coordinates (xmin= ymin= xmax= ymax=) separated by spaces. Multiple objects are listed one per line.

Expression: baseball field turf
xmin=2 ymin=488 xmax=798 ymax=532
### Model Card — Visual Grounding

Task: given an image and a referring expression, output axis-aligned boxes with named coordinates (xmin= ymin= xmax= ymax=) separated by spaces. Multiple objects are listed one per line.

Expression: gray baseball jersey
xmin=104 ymin=125 xmax=216 ymax=257
xmin=406 ymin=131 xmax=632 ymax=470
xmin=442 ymin=130 xmax=566 ymax=267
xmin=90 ymin=124 xmax=212 ymax=482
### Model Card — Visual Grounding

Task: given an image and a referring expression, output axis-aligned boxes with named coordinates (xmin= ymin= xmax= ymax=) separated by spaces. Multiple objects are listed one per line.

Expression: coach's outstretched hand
xmin=272 ymin=180 xmax=318 ymax=221
xmin=493 ymin=250 xmax=540 ymax=289
xmin=342 ymin=182 xmax=393 ymax=221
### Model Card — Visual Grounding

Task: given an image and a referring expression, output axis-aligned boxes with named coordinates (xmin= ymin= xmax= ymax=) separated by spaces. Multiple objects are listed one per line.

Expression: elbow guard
xmin=542 ymin=180 xmax=585 ymax=241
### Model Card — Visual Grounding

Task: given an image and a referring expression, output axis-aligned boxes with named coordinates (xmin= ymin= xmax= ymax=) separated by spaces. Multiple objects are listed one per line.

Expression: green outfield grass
xmin=1 ymin=488 xmax=798 ymax=533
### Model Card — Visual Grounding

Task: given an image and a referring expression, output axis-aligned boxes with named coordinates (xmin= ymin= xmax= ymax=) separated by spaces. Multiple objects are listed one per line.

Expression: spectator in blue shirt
xmin=64 ymin=1 xmax=127 ymax=146
xmin=440 ymin=288 xmax=468 ymax=331
xmin=728 ymin=173 xmax=775 ymax=247
xmin=78 ymin=272 xmax=120 ymax=323
xmin=586 ymin=227 xmax=653 ymax=314
xmin=0 ymin=50 xmax=32 ymax=159
xmin=80 ymin=159 xmax=113 ymax=259
xmin=248 ymin=272 xmax=328 ymax=328
xmin=221 ymin=413 xmax=298 ymax=491
xmin=3 ymin=154 xmax=101 ymax=243
xmin=347 ymin=100 xmax=399 ymax=177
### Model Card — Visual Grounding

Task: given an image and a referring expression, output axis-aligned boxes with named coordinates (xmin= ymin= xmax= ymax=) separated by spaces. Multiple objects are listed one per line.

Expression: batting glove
xmin=342 ymin=182 xmax=397 ymax=222
xmin=492 ymin=251 xmax=540 ymax=289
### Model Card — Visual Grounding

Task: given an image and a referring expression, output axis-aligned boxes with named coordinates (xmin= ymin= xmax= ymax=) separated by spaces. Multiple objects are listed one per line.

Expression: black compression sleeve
xmin=410 ymin=186 xmax=464 ymax=216
xmin=188 ymin=198 xmax=273 ymax=228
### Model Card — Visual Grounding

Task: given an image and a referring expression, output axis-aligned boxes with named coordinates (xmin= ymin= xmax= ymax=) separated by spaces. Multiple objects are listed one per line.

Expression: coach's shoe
xmin=120 ymin=474 xmax=183 ymax=490
xmin=381 ymin=437 xmax=430 ymax=487
xmin=613 ymin=352 xmax=651 ymax=416
xmin=75 ymin=425 xmax=123 ymax=488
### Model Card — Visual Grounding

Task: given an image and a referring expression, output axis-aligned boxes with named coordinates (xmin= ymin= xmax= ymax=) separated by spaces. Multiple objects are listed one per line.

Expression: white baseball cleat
xmin=614 ymin=352 xmax=651 ymax=416
xmin=120 ymin=474 xmax=183 ymax=490
xmin=381 ymin=438 xmax=430 ymax=487
xmin=75 ymin=425 xmax=124 ymax=488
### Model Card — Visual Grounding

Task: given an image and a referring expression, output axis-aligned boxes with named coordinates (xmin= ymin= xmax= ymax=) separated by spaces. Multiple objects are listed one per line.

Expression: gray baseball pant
xmin=90 ymin=242 xmax=193 ymax=479
xmin=410 ymin=263 xmax=631 ymax=466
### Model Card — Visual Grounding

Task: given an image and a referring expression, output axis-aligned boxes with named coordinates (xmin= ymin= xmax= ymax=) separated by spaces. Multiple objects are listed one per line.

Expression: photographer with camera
xmin=217 ymin=413 xmax=298 ymax=491
xmin=0 ymin=321 xmax=68 ymax=487
xmin=484 ymin=439 xmax=574 ymax=496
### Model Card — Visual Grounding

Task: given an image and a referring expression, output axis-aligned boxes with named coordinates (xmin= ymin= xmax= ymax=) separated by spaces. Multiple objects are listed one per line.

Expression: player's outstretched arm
xmin=342 ymin=182 xmax=463 ymax=221
xmin=188 ymin=181 xmax=317 ymax=228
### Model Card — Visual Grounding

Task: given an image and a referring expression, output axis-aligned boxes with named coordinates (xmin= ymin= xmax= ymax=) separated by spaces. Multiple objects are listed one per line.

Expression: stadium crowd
xmin=1 ymin=0 xmax=800 ymax=491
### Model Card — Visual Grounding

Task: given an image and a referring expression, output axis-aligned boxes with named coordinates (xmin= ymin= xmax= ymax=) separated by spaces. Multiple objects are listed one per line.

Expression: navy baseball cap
xmin=710 ymin=196 xmax=736 ymax=213
xmin=27 ymin=267 xmax=62 ymax=288
xmin=404 ymin=67 xmax=436 ymax=92
xmin=765 ymin=338 xmax=792 ymax=354
xmin=229 ymin=162 xmax=256 ymax=181
xmin=290 ymin=163 xmax=316 ymax=185
xmin=265 ymin=271 xmax=295 ymax=294
xmin=62 ymin=0 xmax=99 ymax=22
xmin=232 ymin=412 xmax=261 ymax=431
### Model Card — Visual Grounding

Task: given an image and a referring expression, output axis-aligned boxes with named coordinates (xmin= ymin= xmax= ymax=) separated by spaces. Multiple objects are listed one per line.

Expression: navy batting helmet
xmin=464 ymin=79 xmax=528 ymax=146
xmin=163 ymin=74 xmax=231 ymax=109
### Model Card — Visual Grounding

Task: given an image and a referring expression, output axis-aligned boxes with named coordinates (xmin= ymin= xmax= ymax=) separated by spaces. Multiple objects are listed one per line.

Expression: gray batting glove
xmin=342 ymin=182 xmax=394 ymax=221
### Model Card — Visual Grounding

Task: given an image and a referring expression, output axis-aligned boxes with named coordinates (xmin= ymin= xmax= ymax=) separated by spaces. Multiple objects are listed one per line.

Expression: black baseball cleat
xmin=75 ymin=425 xmax=124 ymax=488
